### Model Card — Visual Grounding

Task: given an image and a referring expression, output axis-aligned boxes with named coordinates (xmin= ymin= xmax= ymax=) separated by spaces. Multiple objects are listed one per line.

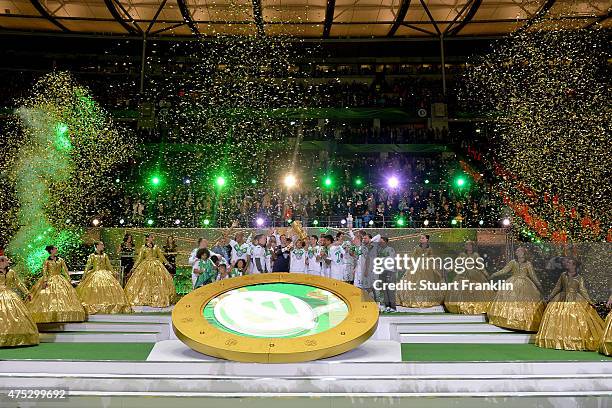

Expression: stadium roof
xmin=0 ymin=0 xmax=609 ymax=38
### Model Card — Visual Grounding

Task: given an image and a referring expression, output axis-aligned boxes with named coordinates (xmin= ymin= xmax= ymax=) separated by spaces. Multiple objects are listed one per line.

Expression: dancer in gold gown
xmin=76 ymin=241 xmax=131 ymax=314
xmin=445 ymin=241 xmax=493 ymax=314
xmin=28 ymin=246 xmax=86 ymax=323
xmin=535 ymin=258 xmax=604 ymax=351
xmin=599 ymin=293 xmax=612 ymax=356
xmin=124 ymin=234 xmax=176 ymax=307
xmin=397 ymin=234 xmax=444 ymax=308
xmin=0 ymin=256 xmax=39 ymax=347
xmin=487 ymin=247 xmax=545 ymax=332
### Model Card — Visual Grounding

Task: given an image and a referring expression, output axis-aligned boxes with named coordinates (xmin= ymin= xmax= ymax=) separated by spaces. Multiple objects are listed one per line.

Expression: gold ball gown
xmin=0 ymin=268 xmax=39 ymax=347
xmin=487 ymin=259 xmax=545 ymax=332
xmin=445 ymin=251 xmax=494 ymax=314
xmin=124 ymin=245 xmax=176 ymax=307
xmin=76 ymin=253 xmax=131 ymax=314
xmin=599 ymin=296 xmax=612 ymax=356
xmin=397 ymin=246 xmax=444 ymax=308
xmin=28 ymin=257 xmax=86 ymax=323
xmin=535 ymin=273 xmax=604 ymax=351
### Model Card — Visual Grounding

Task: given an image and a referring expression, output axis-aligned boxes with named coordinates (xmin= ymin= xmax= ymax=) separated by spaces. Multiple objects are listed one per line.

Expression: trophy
xmin=290 ymin=220 xmax=308 ymax=241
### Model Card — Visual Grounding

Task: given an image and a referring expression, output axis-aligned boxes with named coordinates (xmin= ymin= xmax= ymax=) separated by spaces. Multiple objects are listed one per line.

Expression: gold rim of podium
xmin=172 ymin=273 xmax=379 ymax=363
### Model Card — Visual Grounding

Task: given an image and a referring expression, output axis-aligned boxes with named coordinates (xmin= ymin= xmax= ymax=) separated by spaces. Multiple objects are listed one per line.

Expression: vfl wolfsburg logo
xmin=214 ymin=291 xmax=316 ymax=337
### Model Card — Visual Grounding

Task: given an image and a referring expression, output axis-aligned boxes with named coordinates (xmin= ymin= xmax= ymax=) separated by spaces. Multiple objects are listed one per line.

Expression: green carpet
xmin=0 ymin=342 xmax=155 ymax=361
xmin=402 ymin=343 xmax=612 ymax=362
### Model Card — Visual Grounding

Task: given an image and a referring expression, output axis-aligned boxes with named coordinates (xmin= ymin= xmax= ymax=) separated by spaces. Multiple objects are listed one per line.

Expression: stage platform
xmin=0 ymin=310 xmax=610 ymax=407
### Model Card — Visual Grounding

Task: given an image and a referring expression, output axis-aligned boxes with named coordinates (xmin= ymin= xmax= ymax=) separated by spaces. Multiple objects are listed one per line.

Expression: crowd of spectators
xmin=105 ymin=153 xmax=502 ymax=229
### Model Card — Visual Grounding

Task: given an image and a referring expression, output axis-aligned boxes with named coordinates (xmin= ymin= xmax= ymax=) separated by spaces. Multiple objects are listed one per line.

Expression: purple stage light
xmin=387 ymin=176 xmax=400 ymax=189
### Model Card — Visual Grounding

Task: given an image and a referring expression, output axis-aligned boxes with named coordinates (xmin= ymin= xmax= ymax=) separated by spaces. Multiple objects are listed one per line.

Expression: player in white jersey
xmin=290 ymin=239 xmax=307 ymax=273
xmin=320 ymin=235 xmax=333 ymax=278
xmin=305 ymin=235 xmax=322 ymax=276
xmin=249 ymin=234 xmax=268 ymax=274
xmin=351 ymin=234 xmax=371 ymax=290
xmin=229 ymin=231 xmax=251 ymax=269
xmin=328 ymin=233 xmax=346 ymax=281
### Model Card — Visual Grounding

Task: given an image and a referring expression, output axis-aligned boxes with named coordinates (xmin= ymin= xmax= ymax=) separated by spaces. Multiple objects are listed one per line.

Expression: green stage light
xmin=216 ymin=176 xmax=226 ymax=187
xmin=454 ymin=176 xmax=466 ymax=188
xmin=203 ymin=219 xmax=210 ymax=226
xmin=251 ymin=178 xmax=257 ymax=184
xmin=149 ymin=174 xmax=163 ymax=188
xmin=147 ymin=219 xmax=154 ymax=226
xmin=323 ymin=176 xmax=333 ymax=188
xmin=354 ymin=178 xmax=363 ymax=187
xmin=396 ymin=218 xmax=405 ymax=227
xmin=424 ymin=179 xmax=430 ymax=184
xmin=451 ymin=219 xmax=458 ymax=225
xmin=313 ymin=220 xmax=319 ymax=226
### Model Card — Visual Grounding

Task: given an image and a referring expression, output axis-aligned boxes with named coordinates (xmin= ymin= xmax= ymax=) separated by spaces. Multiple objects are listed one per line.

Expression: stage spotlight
xmin=184 ymin=178 xmax=191 ymax=185
xmin=175 ymin=219 xmax=181 ymax=225
xmin=92 ymin=219 xmax=100 ymax=227
xmin=324 ymin=176 xmax=333 ymax=188
xmin=424 ymin=179 xmax=430 ymax=184
xmin=479 ymin=220 xmax=484 ymax=226
xmin=451 ymin=219 xmax=458 ymax=226
xmin=147 ymin=219 xmax=154 ymax=226
xmin=287 ymin=219 xmax=293 ymax=224
xmin=203 ymin=219 xmax=210 ymax=226
xmin=115 ymin=178 xmax=120 ymax=183
xmin=251 ymin=178 xmax=257 ymax=185
xmin=150 ymin=176 xmax=161 ymax=186
xmin=215 ymin=176 xmax=226 ymax=187
xmin=368 ymin=220 xmax=374 ymax=226
xmin=354 ymin=177 xmax=363 ymax=187
xmin=423 ymin=219 xmax=429 ymax=226
xmin=387 ymin=176 xmax=399 ymax=189
xmin=341 ymin=219 xmax=346 ymax=225
xmin=396 ymin=218 xmax=405 ymax=227
xmin=502 ymin=218 xmax=511 ymax=227
xmin=455 ymin=177 xmax=466 ymax=188
xmin=284 ymin=174 xmax=297 ymax=188
xmin=256 ymin=217 xmax=264 ymax=227
xmin=313 ymin=220 xmax=319 ymax=226
xmin=119 ymin=218 xmax=125 ymax=225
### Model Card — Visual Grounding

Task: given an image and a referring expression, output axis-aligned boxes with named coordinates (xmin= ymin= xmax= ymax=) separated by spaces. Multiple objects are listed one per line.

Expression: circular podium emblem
xmin=172 ymin=273 xmax=379 ymax=363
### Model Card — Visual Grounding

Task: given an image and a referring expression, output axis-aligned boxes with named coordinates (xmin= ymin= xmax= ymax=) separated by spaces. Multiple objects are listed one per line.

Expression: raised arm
xmin=490 ymin=260 xmax=516 ymax=279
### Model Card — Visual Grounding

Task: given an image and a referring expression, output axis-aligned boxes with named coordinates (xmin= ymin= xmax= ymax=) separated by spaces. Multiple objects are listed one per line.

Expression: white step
xmin=39 ymin=332 xmax=160 ymax=343
xmin=86 ymin=314 xmax=171 ymax=323
xmin=38 ymin=322 xmax=168 ymax=333
xmin=396 ymin=323 xmax=514 ymax=334
xmin=400 ymin=333 xmax=534 ymax=344
xmin=395 ymin=306 xmax=446 ymax=313
xmin=382 ymin=314 xmax=487 ymax=323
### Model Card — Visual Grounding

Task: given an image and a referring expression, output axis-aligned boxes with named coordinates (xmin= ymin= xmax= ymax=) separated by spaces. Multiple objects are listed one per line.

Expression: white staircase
xmin=37 ymin=314 xmax=173 ymax=343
